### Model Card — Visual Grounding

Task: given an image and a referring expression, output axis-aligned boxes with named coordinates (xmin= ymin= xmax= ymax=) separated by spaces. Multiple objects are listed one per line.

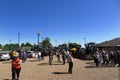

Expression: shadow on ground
xmin=85 ymin=66 xmax=98 ymax=68
xmin=37 ymin=63 xmax=48 ymax=66
xmin=3 ymin=79 xmax=11 ymax=80
xmin=85 ymin=65 xmax=118 ymax=68
xmin=29 ymin=60 xmax=37 ymax=62
xmin=53 ymin=61 xmax=63 ymax=63
xmin=85 ymin=62 xmax=95 ymax=64
xmin=52 ymin=72 xmax=68 ymax=74
xmin=53 ymin=63 xmax=63 ymax=65
xmin=29 ymin=59 xmax=45 ymax=62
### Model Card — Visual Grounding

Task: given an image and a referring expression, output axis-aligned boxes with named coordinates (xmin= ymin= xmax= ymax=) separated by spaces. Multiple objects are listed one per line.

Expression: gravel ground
xmin=0 ymin=56 xmax=120 ymax=80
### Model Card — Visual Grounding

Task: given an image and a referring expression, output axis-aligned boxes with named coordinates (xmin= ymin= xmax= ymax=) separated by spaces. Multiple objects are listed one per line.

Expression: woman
xmin=11 ymin=57 xmax=22 ymax=80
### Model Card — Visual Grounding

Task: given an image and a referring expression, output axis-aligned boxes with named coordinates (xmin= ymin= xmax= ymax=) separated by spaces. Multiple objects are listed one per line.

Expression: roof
xmin=98 ymin=38 xmax=120 ymax=47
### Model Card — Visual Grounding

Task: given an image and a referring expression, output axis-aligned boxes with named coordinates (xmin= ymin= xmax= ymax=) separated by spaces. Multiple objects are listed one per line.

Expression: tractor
xmin=84 ymin=42 xmax=98 ymax=60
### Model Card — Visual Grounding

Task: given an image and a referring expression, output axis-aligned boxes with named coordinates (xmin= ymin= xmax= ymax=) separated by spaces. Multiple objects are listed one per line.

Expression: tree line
xmin=0 ymin=37 xmax=52 ymax=51
xmin=0 ymin=37 xmax=81 ymax=51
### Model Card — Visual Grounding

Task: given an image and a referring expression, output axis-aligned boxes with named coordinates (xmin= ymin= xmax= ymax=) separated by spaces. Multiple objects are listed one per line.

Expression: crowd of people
xmin=48 ymin=49 xmax=73 ymax=74
xmin=9 ymin=49 xmax=74 ymax=80
xmin=6 ymin=47 xmax=120 ymax=80
xmin=8 ymin=47 xmax=120 ymax=80
xmin=93 ymin=50 xmax=120 ymax=67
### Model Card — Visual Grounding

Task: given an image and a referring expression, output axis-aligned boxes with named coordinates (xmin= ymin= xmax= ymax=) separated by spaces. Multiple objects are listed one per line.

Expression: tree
xmin=3 ymin=44 xmax=9 ymax=51
xmin=9 ymin=44 xmax=19 ymax=50
xmin=9 ymin=44 xmax=14 ymax=50
xmin=21 ymin=42 xmax=33 ymax=48
xmin=42 ymin=37 xmax=52 ymax=47
xmin=14 ymin=44 xmax=20 ymax=50
xmin=3 ymin=44 xmax=20 ymax=51
xmin=21 ymin=43 xmax=25 ymax=48
xmin=0 ymin=44 xmax=2 ymax=49
xmin=26 ymin=42 xmax=33 ymax=47
xmin=21 ymin=42 xmax=33 ymax=51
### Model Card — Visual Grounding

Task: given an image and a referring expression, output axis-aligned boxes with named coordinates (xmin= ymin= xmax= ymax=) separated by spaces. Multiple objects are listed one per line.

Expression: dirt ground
xmin=0 ymin=56 xmax=120 ymax=80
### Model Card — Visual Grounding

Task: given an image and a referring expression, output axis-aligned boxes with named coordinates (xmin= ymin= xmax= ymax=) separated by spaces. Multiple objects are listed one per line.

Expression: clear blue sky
xmin=0 ymin=0 xmax=120 ymax=47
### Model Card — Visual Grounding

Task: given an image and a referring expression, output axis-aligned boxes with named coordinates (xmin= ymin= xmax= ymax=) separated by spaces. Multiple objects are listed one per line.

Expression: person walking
xmin=41 ymin=50 xmax=45 ymax=60
xmin=11 ymin=57 xmax=22 ymax=80
xmin=102 ymin=50 xmax=106 ymax=65
xmin=94 ymin=51 xmax=101 ymax=67
xmin=62 ymin=50 xmax=66 ymax=65
xmin=38 ymin=51 xmax=41 ymax=61
xmin=67 ymin=54 xmax=73 ymax=74
xmin=117 ymin=50 xmax=120 ymax=67
xmin=49 ymin=50 xmax=53 ymax=65
xmin=35 ymin=51 xmax=38 ymax=61
xmin=56 ymin=50 xmax=60 ymax=62
xmin=67 ymin=50 xmax=70 ymax=62
xmin=109 ymin=51 xmax=115 ymax=67
xmin=22 ymin=51 xmax=27 ymax=63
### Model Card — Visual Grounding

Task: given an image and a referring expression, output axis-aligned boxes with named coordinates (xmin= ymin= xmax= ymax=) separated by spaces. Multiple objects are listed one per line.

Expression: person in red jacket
xmin=11 ymin=57 xmax=22 ymax=80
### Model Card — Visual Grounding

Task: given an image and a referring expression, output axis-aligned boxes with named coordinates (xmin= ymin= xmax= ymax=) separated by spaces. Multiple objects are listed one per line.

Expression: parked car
xmin=0 ymin=53 xmax=10 ymax=60
xmin=27 ymin=51 xmax=35 ymax=58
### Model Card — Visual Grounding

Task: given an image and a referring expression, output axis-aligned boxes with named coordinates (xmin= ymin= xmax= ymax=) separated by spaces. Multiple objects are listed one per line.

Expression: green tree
xmin=3 ymin=44 xmax=20 ymax=51
xmin=3 ymin=44 xmax=9 ymax=51
xmin=0 ymin=44 xmax=2 ymax=49
xmin=21 ymin=43 xmax=25 ymax=48
xmin=9 ymin=44 xmax=15 ymax=50
xmin=25 ymin=42 xmax=33 ymax=47
xmin=14 ymin=44 xmax=20 ymax=50
xmin=9 ymin=44 xmax=19 ymax=50
xmin=21 ymin=42 xmax=33 ymax=51
xmin=42 ymin=37 xmax=52 ymax=47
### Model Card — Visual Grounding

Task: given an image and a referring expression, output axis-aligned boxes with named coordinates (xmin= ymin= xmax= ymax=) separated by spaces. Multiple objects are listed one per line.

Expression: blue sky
xmin=0 ymin=0 xmax=120 ymax=47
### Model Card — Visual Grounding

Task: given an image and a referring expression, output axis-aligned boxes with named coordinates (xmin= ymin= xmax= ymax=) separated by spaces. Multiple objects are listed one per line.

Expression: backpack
xmin=12 ymin=58 xmax=21 ymax=69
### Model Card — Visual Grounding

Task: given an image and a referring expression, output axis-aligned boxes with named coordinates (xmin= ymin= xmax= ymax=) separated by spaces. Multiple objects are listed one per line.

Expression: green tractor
xmin=84 ymin=42 xmax=98 ymax=60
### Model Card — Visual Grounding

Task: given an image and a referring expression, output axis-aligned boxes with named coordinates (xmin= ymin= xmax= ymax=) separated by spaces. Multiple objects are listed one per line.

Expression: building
xmin=98 ymin=38 xmax=120 ymax=50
